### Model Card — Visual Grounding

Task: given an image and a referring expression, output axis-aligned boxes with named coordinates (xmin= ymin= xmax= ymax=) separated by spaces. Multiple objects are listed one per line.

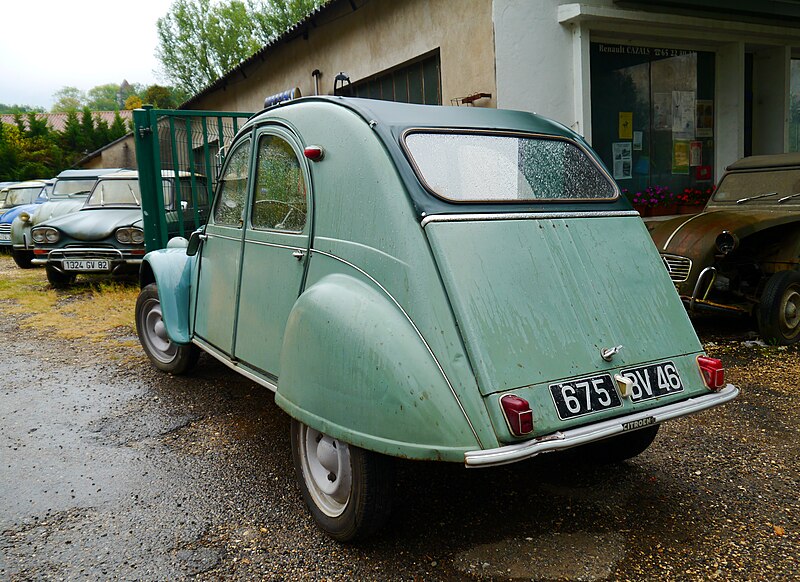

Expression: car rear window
xmin=53 ymin=179 xmax=97 ymax=197
xmin=403 ymin=132 xmax=617 ymax=203
xmin=4 ymin=187 xmax=42 ymax=207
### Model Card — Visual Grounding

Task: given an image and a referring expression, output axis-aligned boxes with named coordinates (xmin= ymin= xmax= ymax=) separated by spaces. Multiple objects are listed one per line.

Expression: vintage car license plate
xmin=549 ymin=374 xmax=622 ymax=420
xmin=620 ymin=361 xmax=684 ymax=402
xmin=0 ymin=233 xmax=10 ymax=241
xmin=61 ymin=259 xmax=111 ymax=271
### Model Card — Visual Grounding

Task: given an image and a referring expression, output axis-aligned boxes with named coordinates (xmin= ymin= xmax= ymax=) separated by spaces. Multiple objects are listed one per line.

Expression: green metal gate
xmin=132 ymin=106 xmax=253 ymax=252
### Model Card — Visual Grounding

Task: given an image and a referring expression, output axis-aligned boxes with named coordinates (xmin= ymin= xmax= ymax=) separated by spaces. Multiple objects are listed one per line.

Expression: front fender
xmin=275 ymin=273 xmax=480 ymax=462
xmin=139 ymin=249 xmax=196 ymax=344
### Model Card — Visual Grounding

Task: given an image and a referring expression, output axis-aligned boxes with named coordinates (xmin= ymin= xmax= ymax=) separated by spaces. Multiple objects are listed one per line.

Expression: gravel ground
xmin=0 ymin=258 xmax=797 ymax=581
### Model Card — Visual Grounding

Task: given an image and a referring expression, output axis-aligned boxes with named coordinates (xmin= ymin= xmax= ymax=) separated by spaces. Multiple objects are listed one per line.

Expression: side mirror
xmin=186 ymin=228 xmax=206 ymax=256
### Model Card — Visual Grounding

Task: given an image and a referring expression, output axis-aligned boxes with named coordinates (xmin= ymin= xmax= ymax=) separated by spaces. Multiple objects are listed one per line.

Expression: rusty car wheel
xmin=758 ymin=270 xmax=800 ymax=345
xmin=291 ymin=419 xmax=393 ymax=542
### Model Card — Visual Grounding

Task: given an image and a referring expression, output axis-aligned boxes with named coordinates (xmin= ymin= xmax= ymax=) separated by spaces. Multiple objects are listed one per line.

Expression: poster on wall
xmin=690 ymin=141 xmax=702 ymax=166
xmin=613 ymin=142 xmax=632 ymax=180
xmin=673 ymin=139 xmax=690 ymax=174
xmin=633 ymin=131 xmax=643 ymax=151
xmin=654 ymin=93 xmax=672 ymax=130
xmin=619 ymin=112 xmax=633 ymax=139
xmin=696 ymin=100 xmax=714 ymax=138
xmin=672 ymin=91 xmax=696 ymax=135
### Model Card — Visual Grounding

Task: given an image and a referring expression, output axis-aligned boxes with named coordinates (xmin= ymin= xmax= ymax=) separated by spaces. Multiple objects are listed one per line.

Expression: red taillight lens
xmin=303 ymin=145 xmax=324 ymax=161
xmin=500 ymin=395 xmax=534 ymax=436
xmin=697 ymin=356 xmax=725 ymax=390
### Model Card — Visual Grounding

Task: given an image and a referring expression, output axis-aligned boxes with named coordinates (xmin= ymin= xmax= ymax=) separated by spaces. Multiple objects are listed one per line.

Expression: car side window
xmin=251 ymin=134 xmax=307 ymax=232
xmin=213 ymin=140 xmax=251 ymax=227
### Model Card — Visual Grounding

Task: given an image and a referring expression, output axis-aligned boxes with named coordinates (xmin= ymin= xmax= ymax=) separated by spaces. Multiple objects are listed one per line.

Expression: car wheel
xmin=135 ymin=283 xmax=199 ymax=374
xmin=290 ymin=419 xmax=393 ymax=542
xmin=11 ymin=249 xmax=34 ymax=269
xmin=45 ymin=265 xmax=76 ymax=288
xmin=757 ymin=270 xmax=800 ymax=345
xmin=574 ymin=424 xmax=660 ymax=464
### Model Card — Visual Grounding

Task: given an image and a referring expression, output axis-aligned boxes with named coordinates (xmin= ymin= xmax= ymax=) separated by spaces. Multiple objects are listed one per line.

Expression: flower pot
xmin=676 ymin=203 xmax=703 ymax=215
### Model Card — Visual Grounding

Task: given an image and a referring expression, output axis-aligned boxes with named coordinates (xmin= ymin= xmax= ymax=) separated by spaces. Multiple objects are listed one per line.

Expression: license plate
xmin=549 ymin=374 xmax=622 ymax=420
xmin=619 ymin=361 xmax=684 ymax=402
xmin=0 ymin=233 xmax=10 ymax=241
xmin=61 ymin=259 xmax=110 ymax=271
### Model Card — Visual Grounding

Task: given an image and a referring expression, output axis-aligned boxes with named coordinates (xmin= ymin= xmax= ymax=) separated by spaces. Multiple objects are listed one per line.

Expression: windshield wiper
xmin=735 ymin=191 xmax=779 ymax=204
xmin=778 ymin=192 xmax=800 ymax=204
xmin=68 ymin=190 xmax=91 ymax=198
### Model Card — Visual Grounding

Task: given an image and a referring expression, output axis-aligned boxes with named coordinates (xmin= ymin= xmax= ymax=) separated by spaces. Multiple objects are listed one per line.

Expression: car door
xmin=193 ymin=137 xmax=252 ymax=355
xmin=232 ymin=127 xmax=311 ymax=379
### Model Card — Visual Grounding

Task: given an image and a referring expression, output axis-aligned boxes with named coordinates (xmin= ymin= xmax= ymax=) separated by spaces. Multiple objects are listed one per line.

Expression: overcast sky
xmin=0 ymin=0 xmax=167 ymax=109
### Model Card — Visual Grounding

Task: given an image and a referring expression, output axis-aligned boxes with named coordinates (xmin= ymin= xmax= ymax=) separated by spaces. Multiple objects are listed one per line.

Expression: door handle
xmin=292 ymin=250 xmax=306 ymax=261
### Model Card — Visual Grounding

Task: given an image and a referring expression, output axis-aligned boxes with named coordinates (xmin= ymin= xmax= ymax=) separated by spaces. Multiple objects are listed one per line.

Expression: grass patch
xmin=0 ymin=254 xmax=139 ymax=342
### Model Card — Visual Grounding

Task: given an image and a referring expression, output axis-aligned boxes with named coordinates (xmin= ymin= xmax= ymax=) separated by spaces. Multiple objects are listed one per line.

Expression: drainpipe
xmin=312 ymin=70 xmax=322 ymax=96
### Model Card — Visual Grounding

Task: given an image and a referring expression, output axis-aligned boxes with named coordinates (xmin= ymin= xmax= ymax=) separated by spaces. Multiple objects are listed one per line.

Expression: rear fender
xmin=275 ymin=273 xmax=479 ymax=462
xmin=139 ymin=249 xmax=196 ymax=344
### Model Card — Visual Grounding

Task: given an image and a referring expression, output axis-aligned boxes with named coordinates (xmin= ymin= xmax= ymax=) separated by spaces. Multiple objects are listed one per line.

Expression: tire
xmin=757 ymin=270 xmax=800 ymax=345
xmin=45 ymin=265 xmax=76 ymax=288
xmin=291 ymin=419 xmax=393 ymax=542
xmin=574 ymin=424 xmax=660 ymax=465
xmin=11 ymin=249 xmax=34 ymax=269
xmin=135 ymin=283 xmax=200 ymax=374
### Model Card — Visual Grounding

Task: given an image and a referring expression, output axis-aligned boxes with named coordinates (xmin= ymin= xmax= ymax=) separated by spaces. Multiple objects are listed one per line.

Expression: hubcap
xmin=142 ymin=298 xmax=177 ymax=362
xmin=780 ymin=286 xmax=800 ymax=338
xmin=298 ymin=424 xmax=352 ymax=517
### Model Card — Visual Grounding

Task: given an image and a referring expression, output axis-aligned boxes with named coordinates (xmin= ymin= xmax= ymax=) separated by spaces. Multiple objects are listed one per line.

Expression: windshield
xmin=85 ymin=179 xmax=141 ymax=207
xmin=4 ymin=186 xmax=43 ymax=207
xmin=52 ymin=179 xmax=97 ymax=197
xmin=713 ymin=168 xmax=800 ymax=204
xmin=163 ymin=177 xmax=208 ymax=210
xmin=403 ymin=132 xmax=617 ymax=202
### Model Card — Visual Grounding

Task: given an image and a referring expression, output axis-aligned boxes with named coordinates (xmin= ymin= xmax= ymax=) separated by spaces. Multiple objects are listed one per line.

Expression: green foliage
xmin=87 ymin=83 xmax=122 ymax=110
xmin=51 ymin=86 xmax=86 ymax=112
xmin=110 ymin=111 xmax=128 ymax=141
xmin=156 ymin=0 xmax=323 ymax=94
xmin=0 ymin=103 xmax=46 ymax=114
xmin=143 ymin=84 xmax=181 ymax=108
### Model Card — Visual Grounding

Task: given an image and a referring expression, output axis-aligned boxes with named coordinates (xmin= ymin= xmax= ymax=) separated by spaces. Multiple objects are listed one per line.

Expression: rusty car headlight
xmin=715 ymin=231 xmax=738 ymax=255
xmin=116 ymin=227 xmax=144 ymax=245
xmin=32 ymin=227 xmax=59 ymax=244
xmin=18 ymin=211 xmax=31 ymax=223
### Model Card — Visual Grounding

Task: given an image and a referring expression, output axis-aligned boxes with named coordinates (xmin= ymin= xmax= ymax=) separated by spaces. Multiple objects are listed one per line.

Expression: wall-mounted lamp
xmin=334 ymin=72 xmax=351 ymax=94
xmin=312 ymin=69 xmax=322 ymax=96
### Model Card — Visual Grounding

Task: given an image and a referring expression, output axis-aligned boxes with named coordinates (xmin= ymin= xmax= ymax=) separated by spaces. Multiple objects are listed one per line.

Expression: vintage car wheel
xmin=758 ymin=270 xmax=800 ymax=345
xmin=290 ymin=419 xmax=393 ymax=542
xmin=45 ymin=265 xmax=76 ymax=288
xmin=574 ymin=424 xmax=660 ymax=464
xmin=135 ymin=283 xmax=199 ymax=374
xmin=11 ymin=249 xmax=34 ymax=269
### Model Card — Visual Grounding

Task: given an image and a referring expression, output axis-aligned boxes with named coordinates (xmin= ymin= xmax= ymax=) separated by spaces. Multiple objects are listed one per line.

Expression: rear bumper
xmin=464 ymin=383 xmax=738 ymax=467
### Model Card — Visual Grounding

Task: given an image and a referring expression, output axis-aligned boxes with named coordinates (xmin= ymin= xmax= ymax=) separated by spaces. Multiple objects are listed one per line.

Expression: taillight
xmin=500 ymin=395 xmax=534 ymax=436
xmin=303 ymin=145 xmax=324 ymax=161
xmin=697 ymin=356 xmax=725 ymax=390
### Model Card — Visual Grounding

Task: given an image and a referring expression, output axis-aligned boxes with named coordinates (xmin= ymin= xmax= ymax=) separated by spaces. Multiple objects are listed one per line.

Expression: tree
xmin=87 ymin=83 xmax=122 ymax=110
xmin=0 ymin=103 xmax=45 ymax=114
xmin=156 ymin=0 xmax=322 ymax=94
xmin=51 ymin=86 xmax=86 ymax=112
xmin=142 ymin=84 xmax=180 ymax=108
xmin=110 ymin=111 xmax=128 ymax=140
xmin=124 ymin=95 xmax=143 ymax=110
xmin=79 ymin=107 xmax=96 ymax=152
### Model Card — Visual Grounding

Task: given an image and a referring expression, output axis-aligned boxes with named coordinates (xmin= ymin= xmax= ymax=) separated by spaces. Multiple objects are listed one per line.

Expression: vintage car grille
xmin=0 ymin=223 xmax=10 ymax=235
xmin=48 ymin=246 xmax=127 ymax=261
xmin=660 ymin=254 xmax=692 ymax=283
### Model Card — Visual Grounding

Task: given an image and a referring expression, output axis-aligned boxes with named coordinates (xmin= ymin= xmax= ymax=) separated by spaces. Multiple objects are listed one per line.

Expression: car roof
xmin=55 ymin=168 xmax=128 ymax=179
xmin=7 ymin=180 xmax=47 ymax=189
xmin=727 ymin=152 xmax=800 ymax=171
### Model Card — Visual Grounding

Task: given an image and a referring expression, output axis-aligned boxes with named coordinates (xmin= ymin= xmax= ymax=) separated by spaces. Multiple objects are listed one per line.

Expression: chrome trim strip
xmin=662 ymin=211 xmax=716 ymax=251
xmin=464 ymin=384 xmax=738 ymax=468
xmin=311 ymin=248 xmax=483 ymax=447
xmin=421 ymin=210 xmax=639 ymax=227
xmin=206 ymin=232 xmax=243 ymax=243
xmin=243 ymin=239 xmax=304 ymax=252
xmin=48 ymin=248 xmax=125 ymax=259
xmin=192 ymin=337 xmax=278 ymax=393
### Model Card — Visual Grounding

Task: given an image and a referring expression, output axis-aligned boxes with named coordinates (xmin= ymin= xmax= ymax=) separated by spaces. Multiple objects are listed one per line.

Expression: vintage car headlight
xmin=715 ymin=231 xmax=739 ymax=255
xmin=116 ymin=227 xmax=145 ymax=245
xmin=31 ymin=227 xmax=59 ymax=244
xmin=18 ymin=211 xmax=30 ymax=223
